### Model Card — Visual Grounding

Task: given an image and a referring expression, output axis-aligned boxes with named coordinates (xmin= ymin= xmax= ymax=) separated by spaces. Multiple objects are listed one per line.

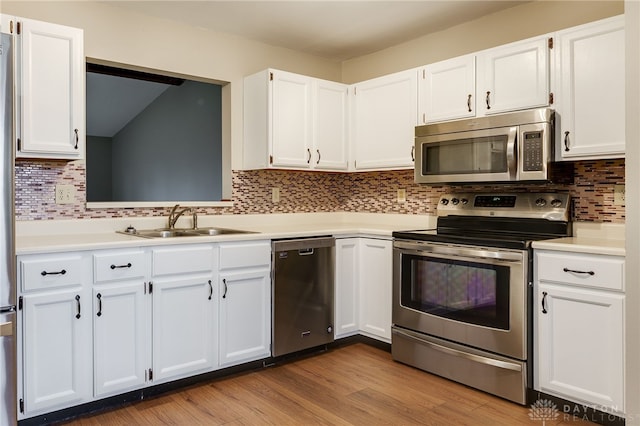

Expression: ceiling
xmin=100 ymin=1 xmax=528 ymax=61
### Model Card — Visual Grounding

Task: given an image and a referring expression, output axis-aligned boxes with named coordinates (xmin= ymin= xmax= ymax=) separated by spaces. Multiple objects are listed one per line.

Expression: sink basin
xmin=119 ymin=227 xmax=256 ymax=239
xmin=189 ymin=227 xmax=255 ymax=236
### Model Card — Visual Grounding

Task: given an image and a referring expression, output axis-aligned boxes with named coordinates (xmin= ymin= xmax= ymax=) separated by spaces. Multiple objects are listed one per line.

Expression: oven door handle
xmin=395 ymin=242 xmax=523 ymax=262
xmin=393 ymin=328 xmax=522 ymax=372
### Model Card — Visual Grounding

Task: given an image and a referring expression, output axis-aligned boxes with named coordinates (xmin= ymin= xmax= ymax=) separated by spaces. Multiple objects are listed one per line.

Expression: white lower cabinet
xmin=218 ymin=270 xmax=270 ymax=367
xmin=21 ymin=288 xmax=93 ymax=416
xmin=335 ymin=238 xmax=360 ymax=338
xmin=18 ymin=252 xmax=92 ymax=418
xmin=92 ymin=249 xmax=150 ymax=398
xmin=151 ymin=244 xmax=217 ymax=383
xmin=152 ymin=275 xmax=216 ymax=382
xmin=335 ymin=237 xmax=392 ymax=342
xmin=218 ymin=241 xmax=272 ymax=367
xmin=93 ymin=282 xmax=150 ymax=397
xmin=358 ymin=238 xmax=393 ymax=342
xmin=534 ymin=249 xmax=625 ymax=414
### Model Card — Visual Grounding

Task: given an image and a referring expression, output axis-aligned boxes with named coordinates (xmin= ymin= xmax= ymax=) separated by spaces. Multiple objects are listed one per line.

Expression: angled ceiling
xmin=99 ymin=1 xmax=528 ymax=61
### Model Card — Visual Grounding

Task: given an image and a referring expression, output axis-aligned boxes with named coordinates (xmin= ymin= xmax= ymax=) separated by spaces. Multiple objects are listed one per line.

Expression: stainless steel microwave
xmin=414 ymin=108 xmax=554 ymax=184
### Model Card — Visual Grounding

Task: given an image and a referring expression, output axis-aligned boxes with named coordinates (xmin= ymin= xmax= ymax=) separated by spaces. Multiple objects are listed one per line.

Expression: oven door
xmin=393 ymin=239 xmax=528 ymax=360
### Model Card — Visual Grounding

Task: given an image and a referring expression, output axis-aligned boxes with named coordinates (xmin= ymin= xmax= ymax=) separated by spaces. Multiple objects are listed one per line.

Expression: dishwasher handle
xmin=272 ymin=236 xmax=335 ymax=253
xmin=299 ymin=248 xmax=314 ymax=256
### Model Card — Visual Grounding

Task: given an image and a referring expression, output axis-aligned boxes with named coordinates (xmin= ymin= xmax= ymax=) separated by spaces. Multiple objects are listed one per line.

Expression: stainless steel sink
xmin=119 ymin=227 xmax=256 ymax=238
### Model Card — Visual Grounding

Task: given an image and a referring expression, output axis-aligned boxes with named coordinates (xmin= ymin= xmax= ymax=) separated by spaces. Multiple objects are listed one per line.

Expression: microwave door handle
xmin=506 ymin=127 xmax=518 ymax=179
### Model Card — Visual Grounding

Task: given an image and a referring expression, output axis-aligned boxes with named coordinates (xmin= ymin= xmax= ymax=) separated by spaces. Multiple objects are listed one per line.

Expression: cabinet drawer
xmin=20 ymin=254 xmax=86 ymax=291
xmin=94 ymin=250 xmax=146 ymax=283
xmin=152 ymin=245 xmax=215 ymax=276
xmin=536 ymin=251 xmax=624 ymax=291
xmin=219 ymin=241 xmax=271 ymax=270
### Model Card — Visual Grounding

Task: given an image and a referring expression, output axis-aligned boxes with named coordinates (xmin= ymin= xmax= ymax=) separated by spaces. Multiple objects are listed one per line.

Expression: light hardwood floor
xmin=64 ymin=343 xmax=598 ymax=425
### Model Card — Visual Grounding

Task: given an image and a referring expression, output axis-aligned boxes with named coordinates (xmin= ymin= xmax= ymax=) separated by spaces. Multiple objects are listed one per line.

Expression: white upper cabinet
xmin=351 ymin=69 xmax=418 ymax=170
xmin=555 ymin=15 xmax=625 ymax=160
xmin=477 ymin=35 xmax=551 ymax=115
xmin=314 ymin=79 xmax=349 ymax=170
xmin=243 ymin=69 xmax=349 ymax=171
xmin=8 ymin=16 xmax=85 ymax=159
xmin=418 ymin=54 xmax=476 ymax=124
xmin=271 ymin=70 xmax=314 ymax=168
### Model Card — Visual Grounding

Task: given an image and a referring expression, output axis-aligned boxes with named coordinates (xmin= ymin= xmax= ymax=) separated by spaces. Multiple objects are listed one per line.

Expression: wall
xmin=625 ymin=1 xmax=640 ymax=424
xmin=15 ymin=159 xmax=625 ymax=223
xmin=5 ymin=0 xmax=625 ymax=224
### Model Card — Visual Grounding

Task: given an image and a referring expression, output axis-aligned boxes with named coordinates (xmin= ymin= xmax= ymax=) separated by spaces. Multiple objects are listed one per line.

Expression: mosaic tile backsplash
xmin=15 ymin=158 xmax=625 ymax=222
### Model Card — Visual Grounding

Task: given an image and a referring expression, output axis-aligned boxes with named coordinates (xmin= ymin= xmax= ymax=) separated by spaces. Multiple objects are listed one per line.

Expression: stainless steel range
xmin=391 ymin=193 xmax=571 ymax=405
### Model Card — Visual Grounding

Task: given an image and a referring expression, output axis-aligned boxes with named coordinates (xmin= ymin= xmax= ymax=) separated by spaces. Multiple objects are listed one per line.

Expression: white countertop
xmin=532 ymin=222 xmax=625 ymax=256
xmin=17 ymin=213 xmax=626 ymax=257
xmin=16 ymin=212 xmax=436 ymax=255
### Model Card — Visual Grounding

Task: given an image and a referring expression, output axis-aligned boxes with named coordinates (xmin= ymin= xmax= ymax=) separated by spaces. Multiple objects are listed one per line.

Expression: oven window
xmin=401 ymin=254 xmax=510 ymax=329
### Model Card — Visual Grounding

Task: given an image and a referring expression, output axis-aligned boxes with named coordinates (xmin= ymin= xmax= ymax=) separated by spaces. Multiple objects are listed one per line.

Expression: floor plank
xmin=63 ymin=343 xmax=599 ymax=425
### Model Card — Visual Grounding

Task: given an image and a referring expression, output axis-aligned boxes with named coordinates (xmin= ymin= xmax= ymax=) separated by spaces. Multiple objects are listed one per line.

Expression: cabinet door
xmin=152 ymin=275 xmax=216 ymax=382
xmin=334 ymin=238 xmax=359 ymax=338
xmin=22 ymin=289 xmax=92 ymax=415
xmin=93 ymin=282 xmax=149 ymax=397
xmin=358 ymin=238 xmax=392 ymax=341
xmin=477 ymin=36 xmax=549 ymax=114
xmin=218 ymin=270 xmax=270 ymax=367
xmin=314 ymin=80 xmax=349 ymax=170
xmin=352 ymin=70 xmax=417 ymax=170
xmin=419 ymin=55 xmax=475 ymax=123
xmin=271 ymin=70 xmax=313 ymax=168
xmin=18 ymin=18 xmax=84 ymax=159
xmin=536 ymin=283 xmax=624 ymax=411
xmin=556 ymin=16 xmax=625 ymax=160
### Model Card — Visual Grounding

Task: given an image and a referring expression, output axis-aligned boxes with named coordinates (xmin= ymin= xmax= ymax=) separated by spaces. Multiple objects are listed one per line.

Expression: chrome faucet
xmin=168 ymin=204 xmax=197 ymax=229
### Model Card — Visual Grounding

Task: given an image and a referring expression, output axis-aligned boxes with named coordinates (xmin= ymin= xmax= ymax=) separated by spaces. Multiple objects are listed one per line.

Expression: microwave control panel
xmin=522 ymin=131 xmax=544 ymax=171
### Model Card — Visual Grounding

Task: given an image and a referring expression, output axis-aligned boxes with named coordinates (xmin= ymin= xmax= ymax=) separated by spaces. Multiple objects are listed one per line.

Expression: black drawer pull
xmin=563 ymin=267 xmax=595 ymax=276
xmin=541 ymin=291 xmax=548 ymax=314
xmin=41 ymin=269 xmax=66 ymax=276
xmin=110 ymin=263 xmax=132 ymax=269
xmin=75 ymin=295 xmax=81 ymax=319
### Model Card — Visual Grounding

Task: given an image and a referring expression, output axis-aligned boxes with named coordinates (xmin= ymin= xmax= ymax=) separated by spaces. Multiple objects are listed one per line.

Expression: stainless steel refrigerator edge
xmin=0 ymin=27 xmax=17 ymax=426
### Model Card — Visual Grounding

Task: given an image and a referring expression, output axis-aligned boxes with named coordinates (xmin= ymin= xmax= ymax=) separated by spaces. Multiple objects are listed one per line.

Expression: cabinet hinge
xmin=549 ymin=92 xmax=554 ymax=105
xmin=16 ymin=22 xmax=21 ymax=35
xmin=149 ymin=282 xmax=153 ymax=294
xmin=18 ymin=296 xmax=23 ymax=311
xmin=149 ymin=368 xmax=153 ymax=380
xmin=19 ymin=398 xmax=24 ymax=413
xmin=548 ymin=37 xmax=553 ymax=49
xmin=269 ymin=72 xmax=273 ymax=81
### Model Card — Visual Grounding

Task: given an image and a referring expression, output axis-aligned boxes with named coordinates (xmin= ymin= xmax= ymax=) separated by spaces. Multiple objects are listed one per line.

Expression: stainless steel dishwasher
xmin=272 ymin=237 xmax=335 ymax=357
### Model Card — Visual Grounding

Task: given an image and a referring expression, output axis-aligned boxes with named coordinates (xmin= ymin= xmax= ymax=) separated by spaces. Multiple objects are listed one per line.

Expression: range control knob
xmin=461 ymin=198 xmax=469 ymax=205
xmin=535 ymin=198 xmax=547 ymax=207
xmin=440 ymin=198 xmax=449 ymax=205
xmin=451 ymin=198 xmax=460 ymax=205
xmin=551 ymin=199 xmax=563 ymax=208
